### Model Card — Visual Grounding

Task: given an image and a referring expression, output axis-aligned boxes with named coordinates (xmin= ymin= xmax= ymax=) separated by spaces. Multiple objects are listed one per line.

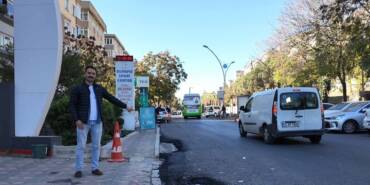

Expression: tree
xmin=313 ymin=0 xmax=370 ymax=101
xmin=273 ymin=0 xmax=367 ymax=101
xmin=271 ymin=0 xmax=323 ymax=88
xmin=202 ymin=92 xmax=218 ymax=106
xmin=136 ymin=51 xmax=187 ymax=106
xmin=58 ymin=33 xmax=115 ymax=95
xmin=0 ymin=44 xmax=14 ymax=83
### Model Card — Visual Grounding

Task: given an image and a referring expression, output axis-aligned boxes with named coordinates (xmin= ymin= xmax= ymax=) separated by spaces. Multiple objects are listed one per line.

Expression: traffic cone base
xmin=108 ymin=156 xmax=129 ymax=162
xmin=108 ymin=121 xmax=128 ymax=163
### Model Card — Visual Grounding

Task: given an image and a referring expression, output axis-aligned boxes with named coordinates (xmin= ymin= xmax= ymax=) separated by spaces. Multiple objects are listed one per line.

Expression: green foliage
xmin=56 ymin=52 xmax=84 ymax=96
xmin=227 ymin=0 xmax=370 ymax=102
xmin=0 ymin=44 xmax=14 ymax=83
xmin=136 ymin=51 xmax=187 ymax=106
xmin=202 ymin=92 xmax=218 ymax=106
xmin=44 ymin=96 xmax=75 ymax=145
xmin=311 ymin=0 xmax=370 ymax=101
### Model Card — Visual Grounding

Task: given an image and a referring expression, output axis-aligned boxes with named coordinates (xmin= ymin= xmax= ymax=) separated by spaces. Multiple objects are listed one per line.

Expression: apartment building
xmin=2 ymin=0 xmax=126 ymax=57
xmin=104 ymin=34 xmax=128 ymax=59
xmin=0 ymin=0 xmax=14 ymax=47
xmin=80 ymin=1 xmax=106 ymax=46
xmin=58 ymin=0 xmax=82 ymax=37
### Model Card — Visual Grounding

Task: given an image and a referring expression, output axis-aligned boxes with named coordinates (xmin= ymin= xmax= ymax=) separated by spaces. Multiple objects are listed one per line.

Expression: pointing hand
xmin=127 ymin=107 xmax=134 ymax=112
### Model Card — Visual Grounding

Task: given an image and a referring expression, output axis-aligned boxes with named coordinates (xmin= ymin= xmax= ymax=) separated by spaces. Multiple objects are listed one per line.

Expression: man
xmin=221 ymin=105 xmax=226 ymax=119
xmin=165 ymin=106 xmax=171 ymax=114
xmin=69 ymin=66 xmax=132 ymax=178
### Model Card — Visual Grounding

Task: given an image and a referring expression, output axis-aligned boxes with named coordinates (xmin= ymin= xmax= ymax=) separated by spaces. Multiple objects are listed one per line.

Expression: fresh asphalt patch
xmin=160 ymin=134 xmax=184 ymax=152
xmin=159 ymin=134 xmax=226 ymax=185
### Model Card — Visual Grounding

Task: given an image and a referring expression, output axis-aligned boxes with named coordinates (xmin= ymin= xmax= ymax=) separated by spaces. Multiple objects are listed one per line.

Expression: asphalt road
xmin=159 ymin=118 xmax=370 ymax=185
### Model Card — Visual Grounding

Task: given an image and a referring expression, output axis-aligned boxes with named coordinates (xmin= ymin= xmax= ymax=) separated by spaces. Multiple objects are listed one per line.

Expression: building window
xmin=3 ymin=35 xmax=13 ymax=46
xmin=81 ymin=11 xmax=88 ymax=21
xmin=105 ymin=38 xmax=112 ymax=45
xmin=74 ymin=5 xmax=81 ymax=19
xmin=64 ymin=0 xmax=69 ymax=11
xmin=76 ymin=27 xmax=81 ymax=36
xmin=72 ymin=27 xmax=76 ymax=37
xmin=81 ymin=28 xmax=88 ymax=37
xmin=6 ymin=0 xmax=14 ymax=17
xmin=107 ymin=50 xmax=113 ymax=57
xmin=0 ymin=34 xmax=4 ymax=46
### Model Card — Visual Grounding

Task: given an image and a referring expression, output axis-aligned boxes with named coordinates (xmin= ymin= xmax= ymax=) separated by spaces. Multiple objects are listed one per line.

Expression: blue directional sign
xmin=223 ymin=63 xmax=228 ymax=69
xmin=140 ymin=107 xmax=156 ymax=129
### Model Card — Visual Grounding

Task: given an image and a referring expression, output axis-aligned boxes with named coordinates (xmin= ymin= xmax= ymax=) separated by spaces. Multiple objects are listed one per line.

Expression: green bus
xmin=182 ymin=93 xmax=202 ymax=119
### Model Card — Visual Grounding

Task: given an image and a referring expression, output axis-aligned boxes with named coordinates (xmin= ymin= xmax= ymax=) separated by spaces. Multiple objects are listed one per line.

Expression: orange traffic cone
xmin=108 ymin=121 xmax=128 ymax=162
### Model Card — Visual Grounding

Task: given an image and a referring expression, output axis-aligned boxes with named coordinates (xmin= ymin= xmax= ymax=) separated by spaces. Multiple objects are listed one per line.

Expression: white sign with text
xmin=136 ymin=76 xmax=150 ymax=88
xmin=115 ymin=60 xmax=136 ymax=130
xmin=115 ymin=61 xmax=135 ymax=109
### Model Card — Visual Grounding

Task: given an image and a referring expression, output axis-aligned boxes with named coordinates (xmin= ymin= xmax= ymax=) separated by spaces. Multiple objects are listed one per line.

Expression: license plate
xmin=282 ymin=121 xmax=300 ymax=128
xmin=189 ymin=109 xmax=197 ymax=113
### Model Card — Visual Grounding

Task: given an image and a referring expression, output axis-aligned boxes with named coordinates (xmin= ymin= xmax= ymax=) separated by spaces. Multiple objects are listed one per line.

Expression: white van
xmin=238 ymin=87 xmax=324 ymax=144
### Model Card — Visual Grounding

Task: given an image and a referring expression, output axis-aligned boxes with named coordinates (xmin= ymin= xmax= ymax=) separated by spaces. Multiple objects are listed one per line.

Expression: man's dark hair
xmin=85 ymin=65 xmax=96 ymax=72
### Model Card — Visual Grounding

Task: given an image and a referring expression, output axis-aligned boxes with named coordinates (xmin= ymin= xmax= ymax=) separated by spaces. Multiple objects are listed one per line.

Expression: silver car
xmin=324 ymin=102 xmax=351 ymax=115
xmin=325 ymin=101 xmax=370 ymax=133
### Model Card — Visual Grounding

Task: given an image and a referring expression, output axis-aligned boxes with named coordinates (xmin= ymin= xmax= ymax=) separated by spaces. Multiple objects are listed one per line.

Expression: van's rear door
xmin=278 ymin=90 xmax=306 ymax=132
xmin=303 ymin=91 xmax=322 ymax=130
xmin=278 ymin=88 xmax=322 ymax=132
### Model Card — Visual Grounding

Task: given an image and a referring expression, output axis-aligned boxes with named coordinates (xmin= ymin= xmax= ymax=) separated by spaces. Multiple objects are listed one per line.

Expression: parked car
xmin=171 ymin=110 xmax=181 ymax=115
xmin=238 ymin=87 xmax=324 ymax=144
xmin=156 ymin=108 xmax=171 ymax=123
xmin=325 ymin=101 xmax=370 ymax=133
xmin=204 ymin=106 xmax=220 ymax=118
xmin=363 ymin=109 xmax=370 ymax=134
xmin=324 ymin=102 xmax=351 ymax=115
xmin=323 ymin=103 xmax=334 ymax=110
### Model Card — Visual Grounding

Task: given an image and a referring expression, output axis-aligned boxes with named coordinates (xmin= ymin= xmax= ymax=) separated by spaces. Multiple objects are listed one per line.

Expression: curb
xmin=155 ymin=127 xmax=160 ymax=158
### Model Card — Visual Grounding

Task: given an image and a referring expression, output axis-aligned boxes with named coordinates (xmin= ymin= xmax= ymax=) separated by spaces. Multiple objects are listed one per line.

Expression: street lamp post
xmin=203 ymin=45 xmax=235 ymax=103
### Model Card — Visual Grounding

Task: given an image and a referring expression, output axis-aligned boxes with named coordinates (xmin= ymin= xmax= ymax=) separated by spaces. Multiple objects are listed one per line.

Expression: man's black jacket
xmin=69 ymin=82 xmax=127 ymax=124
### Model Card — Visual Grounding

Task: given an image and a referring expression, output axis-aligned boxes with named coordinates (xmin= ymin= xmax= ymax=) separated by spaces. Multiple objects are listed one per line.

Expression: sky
xmin=90 ymin=0 xmax=288 ymax=99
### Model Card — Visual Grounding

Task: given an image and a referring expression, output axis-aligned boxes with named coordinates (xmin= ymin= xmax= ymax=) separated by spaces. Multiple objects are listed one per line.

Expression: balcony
xmin=0 ymin=4 xmax=13 ymax=26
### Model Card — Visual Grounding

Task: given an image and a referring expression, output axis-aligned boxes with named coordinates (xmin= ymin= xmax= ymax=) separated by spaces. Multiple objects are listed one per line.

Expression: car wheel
xmin=239 ymin=122 xmax=247 ymax=137
xmin=342 ymin=120 xmax=357 ymax=134
xmin=184 ymin=116 xmax=187 ymax=119
xmin=367 ymin=129 xmax=370 ymax=135
xmin=263 ymin=126 xmax=275 ymax=144
xmin=309 ymin=135 xmax=322 ymax=144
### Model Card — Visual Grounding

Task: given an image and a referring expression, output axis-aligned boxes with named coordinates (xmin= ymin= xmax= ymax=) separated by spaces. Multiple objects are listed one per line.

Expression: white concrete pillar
xmin=14 ymin=0 xmax=62 ymax=136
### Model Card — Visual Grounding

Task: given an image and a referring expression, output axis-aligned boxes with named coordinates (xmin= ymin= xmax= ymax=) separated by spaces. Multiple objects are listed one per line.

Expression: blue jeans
xmin=75 ymin=121 xmax=102 ymax=171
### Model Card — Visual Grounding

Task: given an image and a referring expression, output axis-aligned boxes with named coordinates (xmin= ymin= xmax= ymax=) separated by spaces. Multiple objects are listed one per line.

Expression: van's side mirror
xmin=240 ymin=106 xmax=245 ymax=112
xmin=360 ymin=109 xmax=366 ymax=113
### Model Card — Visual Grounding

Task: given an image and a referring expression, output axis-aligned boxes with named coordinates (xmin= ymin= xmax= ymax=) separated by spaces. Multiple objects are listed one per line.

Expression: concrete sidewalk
xmin=0 ymin=128 xmax=162 ymax=185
